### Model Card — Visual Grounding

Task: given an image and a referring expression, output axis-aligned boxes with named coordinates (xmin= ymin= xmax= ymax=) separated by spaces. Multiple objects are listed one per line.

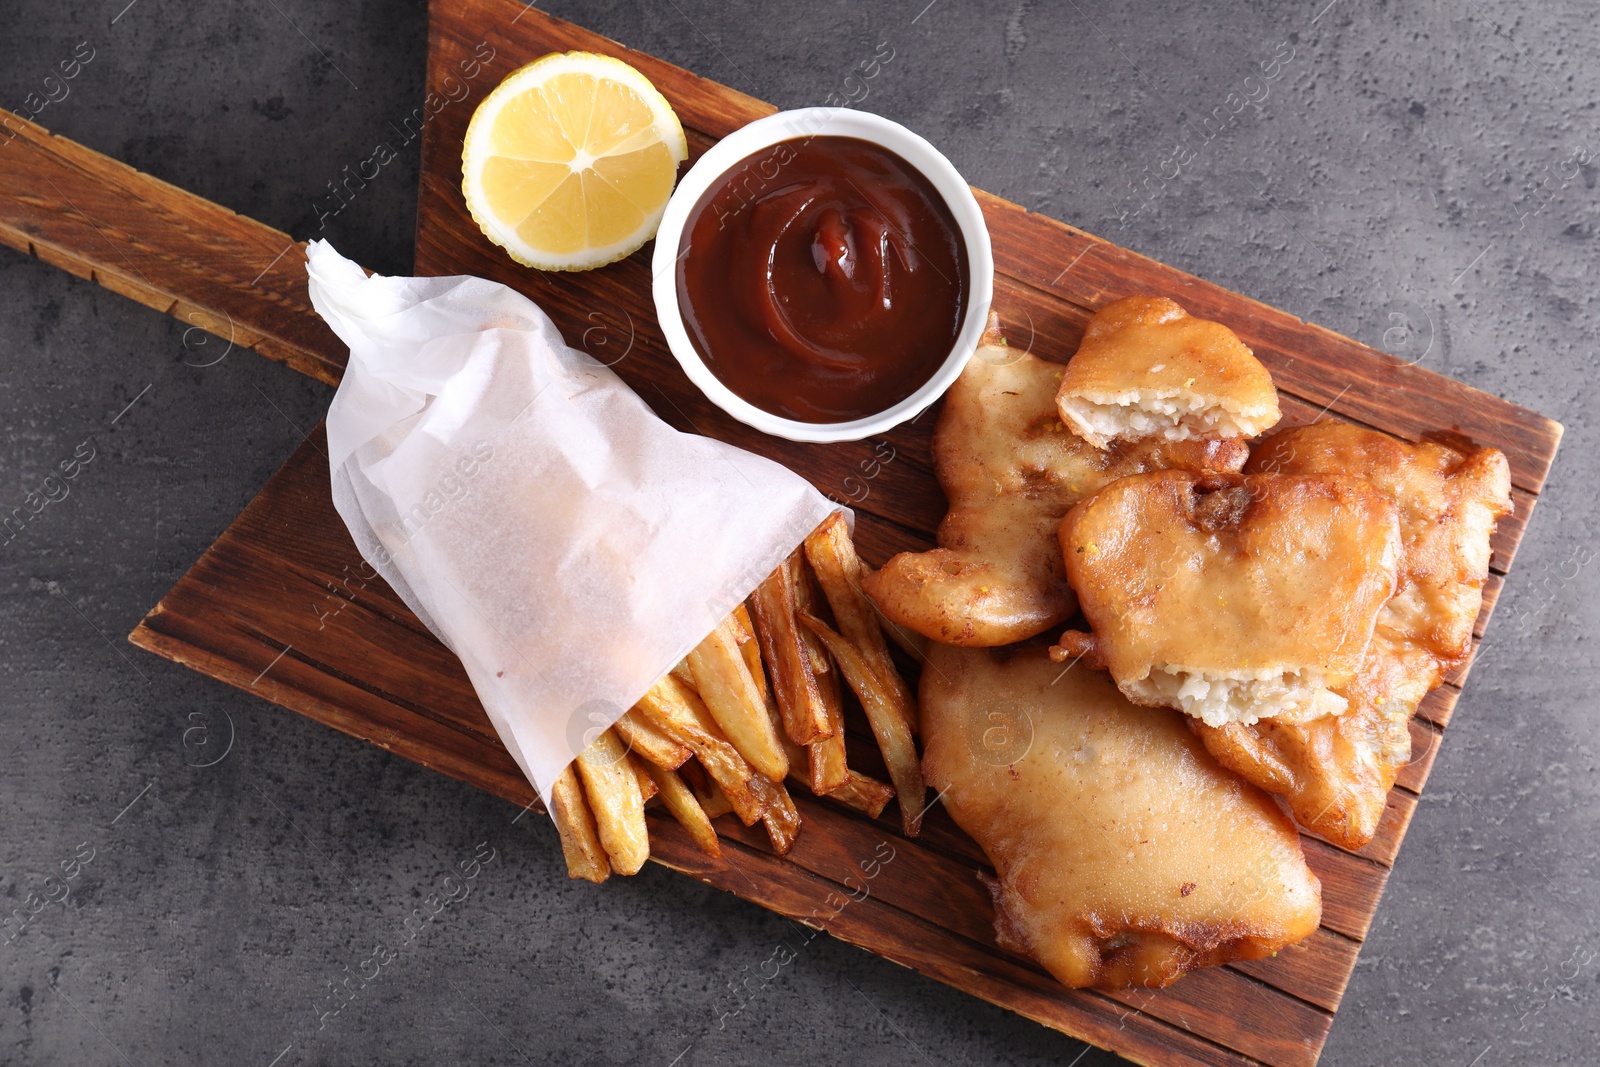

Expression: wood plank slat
xmin=1443 ymin=645 xmax=1478 ymax=689
xmin=1101 ymin=972 xmax=1330 ymax=1067
xmin=1414 ymin=685 xmax=1462 ymax=730
xmin=1229 ymin=929 xmax=1362 ymax=1014
xmin=0 ymin=109 xmax=344 ymax=385
xmin=1301 ymin=841 xmax=1389 ymax=944
xmin=1393 ymin=717 xmax=1445 ymax=794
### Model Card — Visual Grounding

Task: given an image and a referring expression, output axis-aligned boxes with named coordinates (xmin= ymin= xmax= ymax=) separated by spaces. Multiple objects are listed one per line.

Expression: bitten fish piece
xmin=1056 ymin=295 xmax=1281 ymax=448
xmin=1056 ymin=470 xmax=1402 ymax=727
xmin=862 ymin=316 xmax=1248 ymax=648
xmin=1195 ymin=423 xmax=1513 ymax=850
xmin=921 ymin=643 xmax=1322 ymax=989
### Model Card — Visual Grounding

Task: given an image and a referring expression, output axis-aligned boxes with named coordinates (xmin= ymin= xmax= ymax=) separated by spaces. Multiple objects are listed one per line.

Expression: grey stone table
xmin=2 ymin=2 xmax=1595 ymax=1065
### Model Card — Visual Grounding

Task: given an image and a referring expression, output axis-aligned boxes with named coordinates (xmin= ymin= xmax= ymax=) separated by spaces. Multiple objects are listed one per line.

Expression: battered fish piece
xmin=922 ymin=643 xmax=1322 ymax=989
xmin=862 ymin=320 xmax=1248 ymax=647
xmin=1057 ymin=295 xmax=1281 ymax=448
xmin=1195 ymin=423 xmax=1512 ymax=849
xmin=1056 ymin=471 xmax=1401 ymax=727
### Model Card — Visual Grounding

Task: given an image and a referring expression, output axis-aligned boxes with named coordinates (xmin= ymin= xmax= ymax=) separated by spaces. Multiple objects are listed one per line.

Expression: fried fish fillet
xmin=1194 ymin=423 xmax=1512 ymax=850
xmin=921 ymin=642 xmax=1322 ymax=989
xmin=862 ymin=323 xmax=1248 ymax=647
xmin=1055 ymin=470 xmax=1402 ymax=726
xmin=1057 ymin=295 xmax=1281 ymax=448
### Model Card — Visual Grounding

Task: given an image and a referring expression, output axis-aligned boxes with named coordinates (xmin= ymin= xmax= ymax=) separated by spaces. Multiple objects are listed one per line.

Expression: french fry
xmin=681 ymin=761 xmax=735 ymax=820
xmin=752 ymin=632 xmax=791 ymax=747
xmin=644 ymin=761 xmax=722 ymax=858
xmin=774 ymin=675 xmax=902 ymax=819
xmin=807 ymin=665 xmax=851 ymax=794
xmin=733 ymin=603 xmax=772 ymax=709
xmin=750 ymin=552 xmax=834 ymax=746
xmin=777 ymin=731 xmax=807 ymax=781
xmin=792 ymin=555 xmax=833 ymax=677
xmin=548 ymin=764 xmax=610 ymax=883
xmin=687 ymin=616 xmax=789 ymax=782
xmin=801 ymin=612 xmax=927 ymax=835
xmin=792 ymin=554 xmax=851 ymax=792
xmin=774 ymin=700 xmax=895 ymax=819
xmin=614 ymin=707 xmax=692 ymax=770
xmin=747 ymin=772 xmax=802 ymax=855
xmin=629 ymin=752 xmax=660 ymax=803
xmin=804 ymin=512 xmax=918 ymax=736
xmin=574 ymin=729 xmax=650 ymax=875
xmin=755 ymin=617 xmax=838 ymax=851
xmin=729 ymin=604 xmax=756 ymax=645
xmin=825 ymin=771 xmax=896 ymax=820
xmin=636 ymin=674 xmax=770 ymax=826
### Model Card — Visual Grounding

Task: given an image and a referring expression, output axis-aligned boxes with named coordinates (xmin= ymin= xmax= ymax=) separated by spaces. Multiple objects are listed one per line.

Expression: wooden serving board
xmin=0 ymin=3 xmax=1558 ymax=1065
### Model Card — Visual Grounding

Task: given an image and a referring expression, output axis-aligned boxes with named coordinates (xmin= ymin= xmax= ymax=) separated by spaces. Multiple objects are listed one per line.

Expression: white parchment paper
xmin=305 ymin=240 xmax=838 ymax=800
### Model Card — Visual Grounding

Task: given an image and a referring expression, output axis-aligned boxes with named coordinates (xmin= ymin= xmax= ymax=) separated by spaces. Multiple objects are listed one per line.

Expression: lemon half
xmin=462 ymin=52 xmax=688 ymax=271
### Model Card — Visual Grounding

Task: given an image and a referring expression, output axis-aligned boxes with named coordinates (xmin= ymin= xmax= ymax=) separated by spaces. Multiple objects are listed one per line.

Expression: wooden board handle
xmin=0 ymin=107 xmax=345 ymax=386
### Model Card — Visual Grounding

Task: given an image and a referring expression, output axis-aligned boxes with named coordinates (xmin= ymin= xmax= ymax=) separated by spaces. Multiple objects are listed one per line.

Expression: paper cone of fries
xmin=306 ymin=241 xmax=837 ymax=803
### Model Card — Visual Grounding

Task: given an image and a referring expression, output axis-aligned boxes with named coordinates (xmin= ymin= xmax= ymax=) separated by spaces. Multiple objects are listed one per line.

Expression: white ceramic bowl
xmin=651 ymin=107 xmax=994 ymax=444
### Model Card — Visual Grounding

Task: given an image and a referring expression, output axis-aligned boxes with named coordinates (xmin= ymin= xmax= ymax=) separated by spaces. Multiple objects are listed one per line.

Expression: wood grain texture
xmin=116 ymin=3 xmax=1566 ymax=1066
xmin=0 ymin=108 xmax=345 ymax=385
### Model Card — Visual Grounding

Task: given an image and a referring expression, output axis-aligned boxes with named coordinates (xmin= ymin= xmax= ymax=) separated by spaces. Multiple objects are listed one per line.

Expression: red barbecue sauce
xmin=676 ymin=136 xmax=968 ymax=424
